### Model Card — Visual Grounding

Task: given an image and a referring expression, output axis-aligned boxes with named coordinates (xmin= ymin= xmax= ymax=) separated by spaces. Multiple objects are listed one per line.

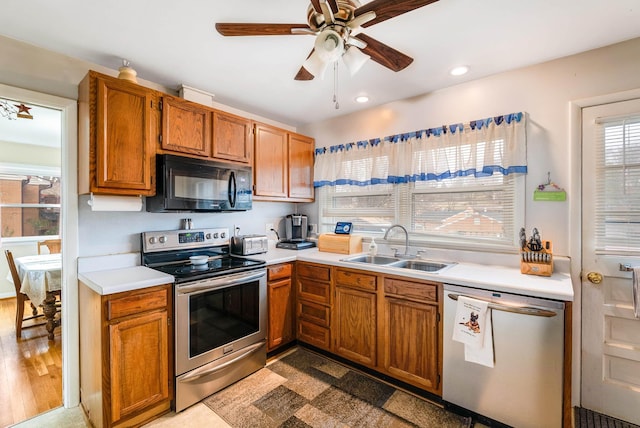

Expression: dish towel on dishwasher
xmin=452 ymin=296 xmax=494 ymax=367
xmin=633 ymin=267 xmax=640 ymax=318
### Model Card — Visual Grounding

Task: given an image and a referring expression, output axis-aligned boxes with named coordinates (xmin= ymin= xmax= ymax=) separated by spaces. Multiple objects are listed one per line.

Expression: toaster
xmin=230 ymin=234 xmax=268 ymax=255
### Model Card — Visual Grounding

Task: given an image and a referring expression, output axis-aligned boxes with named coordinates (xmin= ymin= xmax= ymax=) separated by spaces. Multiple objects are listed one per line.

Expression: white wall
xmin=298 ymin=37 xmax=640 ymax=259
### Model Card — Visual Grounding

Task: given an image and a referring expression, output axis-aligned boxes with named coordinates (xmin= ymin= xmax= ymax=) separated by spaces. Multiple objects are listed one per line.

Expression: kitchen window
xmin=0 ymin=164 xmax=61 ymax=241
xmin=316 ymin=112 xmax=526 ymax=251
xmin=593 ymin=114 xmax=640 ymax=254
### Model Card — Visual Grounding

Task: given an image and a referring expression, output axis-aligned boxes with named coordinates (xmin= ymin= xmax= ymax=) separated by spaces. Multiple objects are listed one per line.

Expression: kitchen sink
xmin=341 ymin=254 xmax=455 ymax=273
xmin=341 ymin=255 xmax=402 ymax=265
xmin=389 ymin=260 xmax=455 ymax=272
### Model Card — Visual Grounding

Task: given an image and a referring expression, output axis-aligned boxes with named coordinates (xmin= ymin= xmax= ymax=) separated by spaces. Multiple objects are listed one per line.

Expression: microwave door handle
xmin=228 ymin=171 xmax=236 ymax=208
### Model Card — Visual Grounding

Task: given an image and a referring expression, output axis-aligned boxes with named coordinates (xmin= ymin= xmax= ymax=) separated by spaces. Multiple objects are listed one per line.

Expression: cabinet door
xmin=383 ymin=297 xmax=439 ymax=391
xmin=95 ymin=76 xmax=155 ymax=195
xmin=109 ymin=309 xmax=169 ymax=424
xmin=254 ymin=123 xmax=288 ymax=197
xmin=288 ymin=132 xmax=315 ymax=200
xmin=213 ymin=110 xmax=252 ymax=163
xmin=267 ymin=277 xmax=294 ymax=351
xmin=334 ymin=286 xmax=376 ymax=366
xmin=161 ymin=96 xmax=211 ymax=157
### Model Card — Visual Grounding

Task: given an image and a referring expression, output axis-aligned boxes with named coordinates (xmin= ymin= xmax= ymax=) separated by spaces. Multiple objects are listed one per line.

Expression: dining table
xmin=13 ymin=253 xmax=62 ymax=340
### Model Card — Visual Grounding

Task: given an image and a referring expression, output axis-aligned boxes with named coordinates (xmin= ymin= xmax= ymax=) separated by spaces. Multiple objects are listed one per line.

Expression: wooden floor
xmin=0 ymin=297 xmax=62 ymax=427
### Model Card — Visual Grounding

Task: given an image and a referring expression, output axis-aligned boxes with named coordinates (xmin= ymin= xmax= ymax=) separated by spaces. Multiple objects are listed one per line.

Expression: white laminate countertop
xmin=77 ymin=247 xmax=573 ymax=301
xmin=78 ymin=253 xmax=174 ymax=296
xmin=249 ymin=247 xmax=574 ymax=301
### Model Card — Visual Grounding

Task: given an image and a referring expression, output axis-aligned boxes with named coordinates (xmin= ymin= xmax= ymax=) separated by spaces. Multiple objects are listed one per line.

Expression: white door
xmin=582 ymin=98 xmax=640 ymax=424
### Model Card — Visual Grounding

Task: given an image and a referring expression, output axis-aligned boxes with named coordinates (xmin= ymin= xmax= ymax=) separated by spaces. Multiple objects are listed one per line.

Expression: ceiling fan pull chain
xmin=333 ymin=62 xmax=340 ymax=110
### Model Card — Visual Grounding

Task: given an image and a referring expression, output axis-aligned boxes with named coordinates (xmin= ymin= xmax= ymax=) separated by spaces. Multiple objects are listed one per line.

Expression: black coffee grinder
xmin=276 ymin=214 xmax=315 ymax=250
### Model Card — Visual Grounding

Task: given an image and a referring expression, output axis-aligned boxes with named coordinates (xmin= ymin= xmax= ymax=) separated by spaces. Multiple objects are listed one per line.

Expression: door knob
xmin=586 ymin=272 xmax=603 ymax=284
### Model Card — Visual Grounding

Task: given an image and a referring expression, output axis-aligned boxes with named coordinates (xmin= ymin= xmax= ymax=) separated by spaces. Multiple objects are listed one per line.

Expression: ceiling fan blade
xmin=310 ymin=0 xmax=323 ymax=13
xmin=354 ymin=0 xmax=439 ymax=28
xmin=320 ymin=2 xmax=335 ymax=25
xmin=215 ymin=23 xmax=310 ymax=36
xmin=347 ymin=11 xmax=377 ymax=30
xmin=295 ymin=67 xmax=315 ymax=81
xmin=295 ymin=49 xmax=316 ymax=81
xmin=326 ymin=0 xmax=339 ymax=14
xmin=353 ymin=33 xmax=413 ymax=72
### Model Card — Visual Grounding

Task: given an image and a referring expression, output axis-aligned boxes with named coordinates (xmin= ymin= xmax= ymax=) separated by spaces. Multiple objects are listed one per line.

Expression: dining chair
xmin=4 ymin=249 xmax=46 ymax=338
xmin=37 ymin=238 xmax=61 ymax=254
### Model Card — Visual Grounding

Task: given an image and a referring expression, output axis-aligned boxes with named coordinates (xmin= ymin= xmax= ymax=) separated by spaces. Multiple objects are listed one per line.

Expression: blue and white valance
xmin=314 ymin=112 xmax=527 ymax=188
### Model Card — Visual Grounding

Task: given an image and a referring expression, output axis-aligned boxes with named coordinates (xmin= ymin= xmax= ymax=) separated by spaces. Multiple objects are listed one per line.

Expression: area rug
xmin=575 ymin=407 xmax=640 ymax=428
xmin=203 ymin=347 xmax=471 ymax=428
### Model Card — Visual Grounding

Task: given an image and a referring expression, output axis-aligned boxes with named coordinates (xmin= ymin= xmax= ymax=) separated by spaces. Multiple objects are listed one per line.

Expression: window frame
xmin=0 ymin=162 xmax=61 ymax=243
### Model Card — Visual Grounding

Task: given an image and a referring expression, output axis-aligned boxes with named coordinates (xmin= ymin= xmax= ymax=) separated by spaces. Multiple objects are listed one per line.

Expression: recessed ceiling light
xmin=450 ymin=66 xmax=469 ymax=76
xmin=355 ymin=95 xmax=369 ymax=103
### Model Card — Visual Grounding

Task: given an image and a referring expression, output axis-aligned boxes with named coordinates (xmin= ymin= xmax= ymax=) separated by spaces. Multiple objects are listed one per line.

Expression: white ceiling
xmin=1 ymin=0 xmax=639 ymax=128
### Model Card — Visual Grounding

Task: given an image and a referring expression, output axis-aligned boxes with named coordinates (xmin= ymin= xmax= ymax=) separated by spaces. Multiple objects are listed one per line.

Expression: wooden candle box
xmin=318 ymin=233 xmax=363 ymax=254
xmin=520 ymin=240 xmax=553 ymax=277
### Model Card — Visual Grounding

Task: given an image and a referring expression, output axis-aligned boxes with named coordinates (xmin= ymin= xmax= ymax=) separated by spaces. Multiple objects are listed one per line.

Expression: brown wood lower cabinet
xmin=296 ymin=262 xmax=332 ymax=350
xmin=267 ymin=263 xmax=295 ymax=352
xmin=334 ymin=268 xmax=377 ymax=366
xmin=381 ymin=277 xmax=441 ymax=394
xmin=293 ymin=262 xmax=443 ymax=396
xmin=79 ymin=283 xmax=172 ymax=428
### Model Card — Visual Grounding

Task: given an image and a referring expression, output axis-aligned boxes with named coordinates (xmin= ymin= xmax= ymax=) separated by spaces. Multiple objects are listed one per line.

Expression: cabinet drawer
xmin=298 ymin=299 xmax=330 ymax=327
xmin=268 ymin=263 xmax=292 ymax=281
xmin=298 ymin=319 xmax=331 ymax=349
xmin=297 ymin=263 xmax=331 ymax=281
xmin=298 ymin=279 xmax=331 ymax=304
xmin=384 ymin=278 xmax=438 ymax=303
xmin=107 ymin=288 xmax=168 ymax=321
xmin=336 ymin=269 xmax=377 ymax=291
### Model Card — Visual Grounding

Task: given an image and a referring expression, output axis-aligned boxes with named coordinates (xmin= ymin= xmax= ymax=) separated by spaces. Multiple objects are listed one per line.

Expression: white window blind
xmin=594 ymin=115 xmax=640 ymax=254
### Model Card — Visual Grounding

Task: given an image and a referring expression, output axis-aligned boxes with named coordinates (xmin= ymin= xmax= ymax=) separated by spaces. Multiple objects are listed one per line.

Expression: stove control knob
xmin=206 ymin=233 xmax=212 ymax=240
xmin=213 ymin=232 xmax=219 ymax=239
xmin=149 ymin=237 xmax=157 ymax=244
xmin=158 ymin=236 xmax=167 ymax=244
xmin=220 ymin=232 xmax=226 ymax=239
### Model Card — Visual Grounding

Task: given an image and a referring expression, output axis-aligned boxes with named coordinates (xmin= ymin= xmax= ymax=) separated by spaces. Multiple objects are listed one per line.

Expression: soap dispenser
xmin=368 ymin=238 xmax=378 ymax=256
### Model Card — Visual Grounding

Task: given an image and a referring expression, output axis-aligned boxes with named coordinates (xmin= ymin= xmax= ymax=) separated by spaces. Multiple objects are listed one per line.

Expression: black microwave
xmin=146 ymin=154 xmax=252 ymax=212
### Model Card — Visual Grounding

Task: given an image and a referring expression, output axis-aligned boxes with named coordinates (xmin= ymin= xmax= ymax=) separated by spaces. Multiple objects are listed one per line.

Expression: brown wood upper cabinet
xmin=78 ymin=70 xmax=158 ymax=196
xmin=159 ymin=96 xmax=251 ymax=164
xmin=212 ymin=110 xmax=252 ymax=163
xmin=160 ymin=95 xmax=211 ymax=157
xmin=253 ymin=122 xmax=315 ymax=202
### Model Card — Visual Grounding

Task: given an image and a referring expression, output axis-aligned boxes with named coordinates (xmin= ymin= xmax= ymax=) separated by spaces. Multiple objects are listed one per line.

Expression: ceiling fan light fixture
xmin=342 ymin=46 xmax=370 ymax=76
xmin=314 ymin=28 xmax=344 ymax=62
xmin=303 ymin=51 xmax=331 ymax=79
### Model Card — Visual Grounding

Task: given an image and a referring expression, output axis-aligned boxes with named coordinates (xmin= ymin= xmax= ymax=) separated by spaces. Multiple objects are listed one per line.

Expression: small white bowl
xmin=189 ymin=255 xmax=209 ymax=266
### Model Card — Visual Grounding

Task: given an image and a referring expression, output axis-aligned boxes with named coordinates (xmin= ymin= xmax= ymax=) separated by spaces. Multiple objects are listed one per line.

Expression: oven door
xmin=175 ymin=269 xmax=266 ymax=376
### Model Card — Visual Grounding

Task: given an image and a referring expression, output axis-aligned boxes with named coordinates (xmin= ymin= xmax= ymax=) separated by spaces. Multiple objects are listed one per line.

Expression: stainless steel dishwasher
xmin=443 ymin=283 xmax=566 ymax=428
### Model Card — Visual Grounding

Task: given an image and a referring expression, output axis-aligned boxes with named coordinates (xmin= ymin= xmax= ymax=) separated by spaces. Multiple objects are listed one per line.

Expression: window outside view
xmin=0 ymin=173 xmax=61 ymax=239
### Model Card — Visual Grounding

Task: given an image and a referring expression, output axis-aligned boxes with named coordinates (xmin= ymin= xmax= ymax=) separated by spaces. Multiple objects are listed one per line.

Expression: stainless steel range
xmin=141 ymin=228 xmax=267 ymax=412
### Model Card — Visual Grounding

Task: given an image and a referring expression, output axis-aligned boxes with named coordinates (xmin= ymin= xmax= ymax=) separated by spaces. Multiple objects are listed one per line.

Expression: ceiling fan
xmin=215 ymin=0 xmax=440 ymax=81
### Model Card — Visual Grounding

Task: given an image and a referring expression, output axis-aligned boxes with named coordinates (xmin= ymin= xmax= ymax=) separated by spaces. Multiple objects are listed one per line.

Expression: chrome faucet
xmin=383 ymin=224 xmax=411 ymax=258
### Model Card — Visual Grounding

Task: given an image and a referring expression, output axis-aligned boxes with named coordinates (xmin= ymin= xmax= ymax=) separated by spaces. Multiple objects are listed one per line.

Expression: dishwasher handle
xmin=447 ymin=293 xmax=558 ymax=317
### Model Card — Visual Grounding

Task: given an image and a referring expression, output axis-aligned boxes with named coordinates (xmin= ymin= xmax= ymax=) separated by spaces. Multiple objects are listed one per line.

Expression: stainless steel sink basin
xmin=341 ymin=255 xmax=401 ymax=265
xmin=389 ymin=260 xmax=455 ymax=272
xmin=341 ymin=254 xmax=455 ymax=273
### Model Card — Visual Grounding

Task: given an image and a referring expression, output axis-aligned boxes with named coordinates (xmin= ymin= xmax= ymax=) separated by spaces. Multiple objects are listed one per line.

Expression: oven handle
xmin=178 ymin=341 xmax=265 ymax=382
xmin=177 ymin=269 xmax=266 ymax=294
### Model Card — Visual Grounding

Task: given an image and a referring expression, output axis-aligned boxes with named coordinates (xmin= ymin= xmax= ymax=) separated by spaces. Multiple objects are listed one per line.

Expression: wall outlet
xmin=308 ymin=223 xmax=318 ymax=234
xmin=265 ymin=223 xmax=274 ymax=235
